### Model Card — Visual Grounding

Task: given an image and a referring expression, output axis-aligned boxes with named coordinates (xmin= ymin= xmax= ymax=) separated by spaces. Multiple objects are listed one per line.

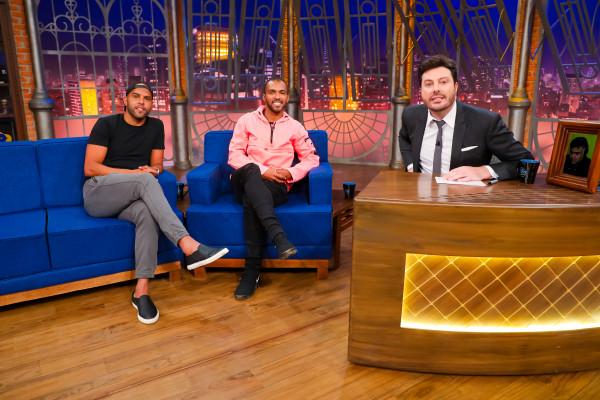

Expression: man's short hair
xmin=262 ymin=78 xmax=288 ymax=95
xmin=570 ymin=136 xmax=589 ymax=155
xmin=126 ymin=82 xmax=153 ymax=98
xmin=418 ymin=54 xmax=458 ymax=85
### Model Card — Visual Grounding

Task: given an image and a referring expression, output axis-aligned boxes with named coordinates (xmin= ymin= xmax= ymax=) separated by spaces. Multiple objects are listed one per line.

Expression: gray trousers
xmin=83 ymin=173 xmax=188 ymax=279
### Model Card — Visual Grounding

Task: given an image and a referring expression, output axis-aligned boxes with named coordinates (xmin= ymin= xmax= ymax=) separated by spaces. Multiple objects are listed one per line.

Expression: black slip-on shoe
xmin=185 ymin=244 xmax=229 ymax=270
xmin=274 ymin=234 xmax=297 ymax=259
xmin=234 ymin=269 xmax=261 ymax=300
xmin=131 ymin=293 xmax=159 ymax=324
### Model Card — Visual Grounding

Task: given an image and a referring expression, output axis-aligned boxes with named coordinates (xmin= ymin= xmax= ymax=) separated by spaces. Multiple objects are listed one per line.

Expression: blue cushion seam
xmin=44 ymin=208 xmax=53 ymax=268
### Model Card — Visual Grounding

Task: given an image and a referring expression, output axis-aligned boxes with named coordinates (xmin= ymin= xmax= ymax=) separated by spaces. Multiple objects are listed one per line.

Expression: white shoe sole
xmin=131 ymin=301 xmax=159 ymax=324
xmin=187 ymin=247 xmax=229 ymax=270
xmin=279 ymin=247 xmax=297 ymax=260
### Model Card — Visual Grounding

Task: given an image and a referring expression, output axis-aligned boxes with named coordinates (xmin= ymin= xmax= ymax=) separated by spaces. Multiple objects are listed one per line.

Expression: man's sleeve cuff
xmin=288 ymin=167 xmax=302 ymax=183
xmin=485 ymin=165 xmax=499 ymax=179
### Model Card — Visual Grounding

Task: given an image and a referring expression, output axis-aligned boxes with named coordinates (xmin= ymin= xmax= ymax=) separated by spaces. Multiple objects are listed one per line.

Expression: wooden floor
xmin=1 ymin=165 xmax=599 ymax=399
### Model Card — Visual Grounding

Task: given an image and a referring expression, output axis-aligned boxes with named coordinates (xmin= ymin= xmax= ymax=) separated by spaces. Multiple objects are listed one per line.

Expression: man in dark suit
xmin=399 ymin=54 xmax=533 ymax=181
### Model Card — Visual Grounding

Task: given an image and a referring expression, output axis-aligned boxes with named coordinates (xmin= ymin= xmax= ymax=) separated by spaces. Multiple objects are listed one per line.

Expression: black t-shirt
xmin=88 ymin=114 xmax=165 ymax=170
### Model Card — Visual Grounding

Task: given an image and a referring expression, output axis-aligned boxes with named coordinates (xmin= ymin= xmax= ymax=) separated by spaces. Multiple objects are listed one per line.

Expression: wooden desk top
xmin=356 ymin=170 xmax=600 ymax=208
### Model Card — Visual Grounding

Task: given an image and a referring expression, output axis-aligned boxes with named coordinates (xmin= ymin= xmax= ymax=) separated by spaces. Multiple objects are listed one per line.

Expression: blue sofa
xmin=0 ymin=137 xmax=182 ymax=306
xmin=185 ymin=130 xmax=333 ymax=279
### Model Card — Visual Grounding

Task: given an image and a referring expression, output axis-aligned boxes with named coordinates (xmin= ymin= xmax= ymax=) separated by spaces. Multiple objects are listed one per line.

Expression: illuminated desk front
xmin=348 ymin=171 xmax=600 ymax=375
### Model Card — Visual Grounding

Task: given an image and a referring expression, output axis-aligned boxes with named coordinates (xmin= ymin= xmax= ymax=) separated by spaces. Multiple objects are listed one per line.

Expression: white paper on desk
xmin=435 ymin=176 xmax=487 ymax=187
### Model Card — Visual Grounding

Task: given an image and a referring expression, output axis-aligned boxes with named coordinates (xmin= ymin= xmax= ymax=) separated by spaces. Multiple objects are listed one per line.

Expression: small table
xmin=331 ymin=190 xmax=356 ymax=269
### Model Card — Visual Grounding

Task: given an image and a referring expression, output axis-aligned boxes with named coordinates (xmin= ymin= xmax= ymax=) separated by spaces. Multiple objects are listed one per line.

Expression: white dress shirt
xmin=419 ymin=102 xmax=457 ymax=175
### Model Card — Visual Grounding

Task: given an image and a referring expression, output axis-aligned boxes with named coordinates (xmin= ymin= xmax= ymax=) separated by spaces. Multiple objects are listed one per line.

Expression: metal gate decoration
xmin=530 ymin=0 xmax=600 ymax=169
xmin=187 ymin=0 xmax=285 ymax=162
xmin=395 ymin=0 xmax=516 ymax=116
xmin=31 ymin=1 xmax=599 ymax=167
xmin=37 ymin=0 xmax=171 ymax=156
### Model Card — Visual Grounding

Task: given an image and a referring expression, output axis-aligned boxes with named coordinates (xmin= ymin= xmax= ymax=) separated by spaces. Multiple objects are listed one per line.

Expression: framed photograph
xmin=546 ymin=120 xmax=600 ymax=193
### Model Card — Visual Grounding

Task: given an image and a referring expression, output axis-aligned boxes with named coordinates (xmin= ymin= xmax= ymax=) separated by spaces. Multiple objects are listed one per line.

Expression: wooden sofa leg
xmin=191 ymin=267 xmax=207 ymax=281
xmin=169 ymin=269 xmax=182 ymax=282
xmin=317 ymin=265 xmax=328 ymax=280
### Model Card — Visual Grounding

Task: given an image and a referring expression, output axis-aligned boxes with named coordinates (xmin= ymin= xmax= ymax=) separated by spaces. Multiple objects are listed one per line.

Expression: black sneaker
xmin=234 ymin=269 xmax=260 ymax=300
xmin=131 ymin=293 xmax=159 ymax=324
xmin=274 ymin=234 xmax=297 ymax=259
xmin=185 ymin=244 xmax=229 ymax=270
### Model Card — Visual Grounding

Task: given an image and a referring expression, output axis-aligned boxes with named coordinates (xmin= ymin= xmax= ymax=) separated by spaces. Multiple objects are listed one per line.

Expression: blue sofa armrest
xmin=187 ymin=163 xmax=221 ymax=205
xmin=158 ymin=170 xmax=178 ymax=210
xmin=308 ymin=162 xmax=333 ymax=205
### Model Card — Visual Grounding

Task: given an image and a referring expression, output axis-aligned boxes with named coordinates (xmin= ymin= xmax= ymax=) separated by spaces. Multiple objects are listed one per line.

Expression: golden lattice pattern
xmin=401 ymin=253 xmax=600 ymax=332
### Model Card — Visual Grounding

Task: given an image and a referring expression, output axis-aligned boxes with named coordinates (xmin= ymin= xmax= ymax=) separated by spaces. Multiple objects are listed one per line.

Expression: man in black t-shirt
xmin=83 ymin=82 xmax=228 ymax=324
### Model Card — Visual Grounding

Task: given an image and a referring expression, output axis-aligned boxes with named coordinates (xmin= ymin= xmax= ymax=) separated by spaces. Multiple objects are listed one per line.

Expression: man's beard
xmin=265 ymin=101 xmax=285 ymax=114
xmin=126 ymin=104 xmax=148 ymax=121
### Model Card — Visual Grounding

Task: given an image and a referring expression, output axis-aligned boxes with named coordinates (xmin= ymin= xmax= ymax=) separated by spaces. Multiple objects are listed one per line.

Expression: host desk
xmin=349 ymin=171 xmax=600 ymax=375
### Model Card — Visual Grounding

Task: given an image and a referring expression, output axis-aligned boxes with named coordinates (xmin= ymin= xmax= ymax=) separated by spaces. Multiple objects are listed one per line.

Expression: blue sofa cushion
xmin=47 ymin=206 xmax=181 ymax=270
xmin=35 ymin=137 xmax=88 ymax=208
xmin=277 ymin=195 xmax=332 ymax=245
xmin=0 ymin=247 xmax=181 ymax=295
xmin=47 ymin=207 xmax=135 ymax=269
xmin=0 ymin=210 xmax=50 ymax=279
xmin=0 ymin=258 xmax=134 ymax=295
xmin=186 ymin=192 xmax=332 ymax=247
xmin=0 ymin=142 xmax=43 ymax=215
xmin=36 ymin=137 xmax=179 ymax=211
xmin=186 ymin=194 xmax=243 ymax=244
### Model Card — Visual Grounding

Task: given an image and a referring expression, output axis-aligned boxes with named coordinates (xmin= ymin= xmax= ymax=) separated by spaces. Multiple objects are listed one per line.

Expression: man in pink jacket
xmin=228 ymin=78 xmax=320 ymax=300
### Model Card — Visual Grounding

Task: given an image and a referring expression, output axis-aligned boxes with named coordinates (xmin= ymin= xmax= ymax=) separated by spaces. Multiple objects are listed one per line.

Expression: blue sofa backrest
xmin=204 ymin=129 xmax=329 ymax=194
xmin=204 ymin=130 xmax=234 ymax=164
xmin=205 ymin=129 xmax=329 ymax=162
xmin=35 ymin=137 xmax=88 ymax=208
xmin=204 ymin=131 xmax=235 ymax=194
xmin=0 ymin=141 xmax=43 ymax=215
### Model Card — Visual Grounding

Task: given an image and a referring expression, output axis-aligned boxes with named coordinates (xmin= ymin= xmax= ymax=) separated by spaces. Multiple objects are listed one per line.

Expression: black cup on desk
xmin=343 ymin=181 xmax=356 ymax=199
xmin=517 ymin=159 xmax=540 ymax=184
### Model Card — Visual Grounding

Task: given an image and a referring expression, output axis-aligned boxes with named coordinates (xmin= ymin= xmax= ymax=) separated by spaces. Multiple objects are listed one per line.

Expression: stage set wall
xmin=3 ymin=0 xmax=599 ymax=169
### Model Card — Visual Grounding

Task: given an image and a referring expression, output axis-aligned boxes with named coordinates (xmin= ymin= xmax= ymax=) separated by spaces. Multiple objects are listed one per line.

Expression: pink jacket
xmin=228 ymin=106 xmax=320 ymax=185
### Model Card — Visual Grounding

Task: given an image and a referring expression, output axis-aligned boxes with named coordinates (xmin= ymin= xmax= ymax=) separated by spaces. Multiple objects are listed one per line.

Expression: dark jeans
xmin=231 ymin=164 xmax=288 ymax=266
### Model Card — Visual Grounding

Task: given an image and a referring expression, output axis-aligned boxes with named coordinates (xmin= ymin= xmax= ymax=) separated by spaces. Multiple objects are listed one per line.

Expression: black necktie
xmin=432 ymin=120 xmax=445 ymax=175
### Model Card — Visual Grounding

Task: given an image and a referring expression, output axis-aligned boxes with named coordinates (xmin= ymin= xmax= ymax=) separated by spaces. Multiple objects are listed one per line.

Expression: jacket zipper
xmin=270 ymin=121 xmax=275 ymax=144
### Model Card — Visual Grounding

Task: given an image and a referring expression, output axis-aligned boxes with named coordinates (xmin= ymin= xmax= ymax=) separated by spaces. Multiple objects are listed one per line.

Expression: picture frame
xmin=546 ymin=120 xmax=600 ymax=193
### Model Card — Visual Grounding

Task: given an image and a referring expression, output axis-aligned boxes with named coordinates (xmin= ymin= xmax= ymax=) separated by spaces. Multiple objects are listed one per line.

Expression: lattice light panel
xmin=401 ymin=253 xmax=600 ymax=333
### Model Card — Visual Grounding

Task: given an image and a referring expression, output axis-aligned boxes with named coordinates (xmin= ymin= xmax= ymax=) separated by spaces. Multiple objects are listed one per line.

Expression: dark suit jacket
xmin=398 ymin=102 xmax=534 ymax=180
